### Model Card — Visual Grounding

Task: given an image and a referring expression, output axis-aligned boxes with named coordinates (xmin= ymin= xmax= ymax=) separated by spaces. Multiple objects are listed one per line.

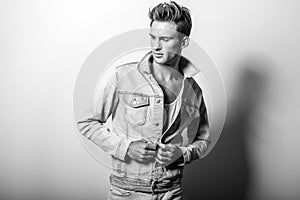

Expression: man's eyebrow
xmin=161 ymin=36 xmax=173 ymax=39
xmin=148 ymin=34 xmax=173 ymax=39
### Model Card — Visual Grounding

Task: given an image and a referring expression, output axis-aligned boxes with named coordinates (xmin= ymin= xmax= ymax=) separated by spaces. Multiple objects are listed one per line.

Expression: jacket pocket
xmin=123 ymin=94 xmax=149 ymax=127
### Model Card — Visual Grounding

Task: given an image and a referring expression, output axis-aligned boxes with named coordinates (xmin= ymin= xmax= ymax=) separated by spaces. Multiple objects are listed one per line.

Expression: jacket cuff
xmin=116 ymin=138 xmax=134 ymax=161
xmin=179 ymin=147 xmax=190 ymax=166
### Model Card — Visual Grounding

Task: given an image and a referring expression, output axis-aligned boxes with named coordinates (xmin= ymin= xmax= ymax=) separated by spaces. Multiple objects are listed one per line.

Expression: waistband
xmin=109 ymin=174 xmax=182 ymax=194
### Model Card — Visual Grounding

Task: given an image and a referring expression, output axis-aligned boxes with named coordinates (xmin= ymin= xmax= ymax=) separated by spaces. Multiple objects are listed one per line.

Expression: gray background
xmin=1 ymin=0 xmax=300 ymax=199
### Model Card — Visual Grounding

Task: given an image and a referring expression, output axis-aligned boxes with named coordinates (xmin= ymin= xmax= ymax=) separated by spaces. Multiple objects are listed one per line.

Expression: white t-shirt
xmin=163 ymin=84 xmax=184 ymax=133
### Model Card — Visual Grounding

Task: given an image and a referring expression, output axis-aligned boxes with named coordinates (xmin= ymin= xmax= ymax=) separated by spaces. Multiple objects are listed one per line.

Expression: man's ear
xmin=181 ymin=37 xmax=190 ymax=49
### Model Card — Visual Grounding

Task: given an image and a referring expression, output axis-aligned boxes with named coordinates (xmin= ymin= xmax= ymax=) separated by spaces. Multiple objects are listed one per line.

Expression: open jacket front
xmin=78 ymin=52 xmax=211 ymax=189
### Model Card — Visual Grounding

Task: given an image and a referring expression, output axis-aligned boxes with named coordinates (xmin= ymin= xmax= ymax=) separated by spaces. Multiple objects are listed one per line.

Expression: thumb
xmin=157 ymin=142 xmax=166 ymax=149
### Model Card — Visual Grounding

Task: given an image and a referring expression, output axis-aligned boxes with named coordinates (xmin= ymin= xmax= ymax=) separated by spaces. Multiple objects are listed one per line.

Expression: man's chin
xmin=153 ymin=57 xmax=166 ymax=65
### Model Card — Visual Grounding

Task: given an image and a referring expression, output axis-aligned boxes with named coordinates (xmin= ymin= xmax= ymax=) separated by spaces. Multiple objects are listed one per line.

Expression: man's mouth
xmin=154 ymin=52 xmax=163 ymax=58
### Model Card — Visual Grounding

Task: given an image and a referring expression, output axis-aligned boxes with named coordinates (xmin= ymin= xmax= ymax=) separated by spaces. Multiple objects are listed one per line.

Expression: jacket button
xmin=156 ymin=99 xmax=161 ymax=104
xmin=132 ymin=99 xmax=137 ymax=105
xmin=155 ymin=123 xmax=159 ymax=127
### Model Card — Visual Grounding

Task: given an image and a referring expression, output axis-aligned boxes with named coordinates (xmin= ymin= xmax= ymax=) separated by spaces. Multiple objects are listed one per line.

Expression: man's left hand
xmin=155 ymin=143 xmax=183 ymax=166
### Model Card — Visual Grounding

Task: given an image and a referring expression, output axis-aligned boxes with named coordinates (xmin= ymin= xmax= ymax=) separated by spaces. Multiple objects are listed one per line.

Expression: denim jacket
xmin=78 ymin=51 xmax=210 ymax=190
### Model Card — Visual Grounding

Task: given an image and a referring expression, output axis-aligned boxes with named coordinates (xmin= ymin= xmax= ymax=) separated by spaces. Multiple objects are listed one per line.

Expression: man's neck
xmin=151 ymin=57 xmax=183 ymax=82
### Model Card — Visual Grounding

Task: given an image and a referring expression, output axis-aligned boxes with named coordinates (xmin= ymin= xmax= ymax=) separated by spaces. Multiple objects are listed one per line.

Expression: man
xmin=78 ymin=1 xmax=211 ymax=199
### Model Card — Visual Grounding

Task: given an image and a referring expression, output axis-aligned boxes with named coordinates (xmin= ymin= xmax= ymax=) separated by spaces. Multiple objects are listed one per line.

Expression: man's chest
xmin=157 ymin=78 xmax=183 ymax=104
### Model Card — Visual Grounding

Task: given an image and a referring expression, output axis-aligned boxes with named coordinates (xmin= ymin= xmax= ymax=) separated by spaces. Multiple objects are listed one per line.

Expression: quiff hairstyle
xmin=148 ymin=1 xmax=192 ymax=36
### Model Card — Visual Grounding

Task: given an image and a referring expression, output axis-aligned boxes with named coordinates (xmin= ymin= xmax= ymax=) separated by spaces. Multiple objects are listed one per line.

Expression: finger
xmin=143 ymin=154 xmax=156 ymax=160
xmin=145 ymin=149 xmax=156 ymax=156
xmin=136 ymin=154 xmax=154 ymax=162
xmin=164 ymin=144 xmax=176 ymax=151
xmin=136 ymin=155 xmax=144 ymax=162
xmin=158 ymin=143 xmax=173 ymax=152
xmin=158 ymin=149 xmax=171 ymax=157
xmin=157 ymin=142 xmax=166 ymax=149
xmin=156 ymin=152 xmax=172 ymax=162
xmin=155 ymin=157 xmax=164 ymax=165
xmin=145 ymin=142 xmax=157 ymax=151
xmin=155 ymin=157 xmax=169 ymax=165
xmin=142 ymin=149 xmax=156 ymax=157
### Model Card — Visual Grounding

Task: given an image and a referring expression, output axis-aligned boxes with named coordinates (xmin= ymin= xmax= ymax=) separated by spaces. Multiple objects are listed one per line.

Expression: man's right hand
xmin=126 ymin=139 xmax=157 ymax=162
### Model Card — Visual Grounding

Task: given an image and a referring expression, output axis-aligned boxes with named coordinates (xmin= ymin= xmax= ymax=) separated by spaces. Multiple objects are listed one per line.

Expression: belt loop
xmin=151 ymin=179 xmax=157 ymax=193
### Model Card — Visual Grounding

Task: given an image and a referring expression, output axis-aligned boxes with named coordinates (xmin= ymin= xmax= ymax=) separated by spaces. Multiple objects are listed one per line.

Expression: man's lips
xmin=154 ymin=52 xmax=163 ymax=57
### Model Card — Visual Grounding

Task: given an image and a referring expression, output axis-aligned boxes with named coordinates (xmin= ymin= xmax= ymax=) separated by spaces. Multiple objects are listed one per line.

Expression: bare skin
xmin=127 ymin=140 xmax=183 ymax=166
xmin=155 ymin=143 xmax=183 ymax=166
xmin=152 ymin=65 xmax=183 ymax=104
xmin=127 ymin=139 xmax=157 ymax=162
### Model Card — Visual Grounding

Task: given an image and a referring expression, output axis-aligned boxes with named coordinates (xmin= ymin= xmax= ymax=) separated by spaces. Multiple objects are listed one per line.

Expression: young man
xmin=78 ymin=1 xmax=210 ymax=199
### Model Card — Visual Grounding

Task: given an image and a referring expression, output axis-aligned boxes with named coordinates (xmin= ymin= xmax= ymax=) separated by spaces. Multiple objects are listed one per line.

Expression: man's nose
xmin=154 ymin=40 xmax=162 ymax=50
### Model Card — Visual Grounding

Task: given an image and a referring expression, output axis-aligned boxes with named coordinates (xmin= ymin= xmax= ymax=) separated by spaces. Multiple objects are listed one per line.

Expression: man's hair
xmin=148 ymin=1 xmax=192 ymax=36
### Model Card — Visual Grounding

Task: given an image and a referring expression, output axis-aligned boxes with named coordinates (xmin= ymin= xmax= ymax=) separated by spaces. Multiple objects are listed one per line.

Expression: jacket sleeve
xmin=77 ymin=68 xmax=133 ymax=161
xmin=179 ymin=95 xmax=211 ymax=165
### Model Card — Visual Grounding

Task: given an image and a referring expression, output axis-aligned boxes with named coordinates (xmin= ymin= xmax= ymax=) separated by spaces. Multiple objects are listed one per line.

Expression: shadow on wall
xmin=183 ymin=56 xmax=270 ymax=200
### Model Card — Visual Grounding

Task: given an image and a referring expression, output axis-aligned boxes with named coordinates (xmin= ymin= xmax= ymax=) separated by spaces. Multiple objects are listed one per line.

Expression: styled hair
xmin=148 ymin=1 xmax=192 ymax=36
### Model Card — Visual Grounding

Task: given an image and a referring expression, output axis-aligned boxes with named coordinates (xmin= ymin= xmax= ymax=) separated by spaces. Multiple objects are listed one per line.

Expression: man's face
xmin=149 ymin=21 xmax=185 ymax=66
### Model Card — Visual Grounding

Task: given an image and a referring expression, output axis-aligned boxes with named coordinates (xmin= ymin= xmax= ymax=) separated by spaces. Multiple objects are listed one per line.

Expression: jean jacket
xmin=78 ymin=51 xmax=211 ymax=191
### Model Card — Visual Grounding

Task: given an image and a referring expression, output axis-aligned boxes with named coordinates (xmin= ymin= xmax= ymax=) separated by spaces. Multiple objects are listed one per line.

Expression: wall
xmin=0 ymin=0 xmax=299 ymax=199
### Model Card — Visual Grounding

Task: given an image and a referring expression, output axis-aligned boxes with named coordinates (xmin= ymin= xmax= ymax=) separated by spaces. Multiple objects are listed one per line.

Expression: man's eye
xmin=162 ymin=38 xmax=169 ymax=42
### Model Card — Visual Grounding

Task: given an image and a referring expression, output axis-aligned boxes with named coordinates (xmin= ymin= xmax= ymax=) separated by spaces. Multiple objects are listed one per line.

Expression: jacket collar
xmin=137 ymin=51 xmax=200 ymax=78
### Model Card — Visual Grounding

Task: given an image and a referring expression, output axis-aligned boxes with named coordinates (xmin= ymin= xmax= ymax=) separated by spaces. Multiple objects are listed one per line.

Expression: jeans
xmin=107 ymin=185 xmax=183 ymax=200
